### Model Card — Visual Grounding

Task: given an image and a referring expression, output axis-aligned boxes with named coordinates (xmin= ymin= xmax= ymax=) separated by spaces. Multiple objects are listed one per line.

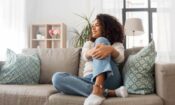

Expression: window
xmin=123 ymin=0 xmax=157 ymax=48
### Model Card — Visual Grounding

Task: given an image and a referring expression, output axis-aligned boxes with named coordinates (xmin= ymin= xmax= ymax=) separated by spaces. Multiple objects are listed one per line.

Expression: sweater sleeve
xmin=81 ymin=41 xmax=94 ymax=61
xmin=112 ymin=43 xmax=125 ymax=63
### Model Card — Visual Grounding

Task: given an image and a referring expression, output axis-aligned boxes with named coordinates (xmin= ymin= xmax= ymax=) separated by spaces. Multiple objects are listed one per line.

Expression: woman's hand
xmin=92 ymin=44 xmax=113 ymax=59
xmin=86 ymin=44 xmax=119 ymax=60
xmin=85 ymin=47 xmax=96 ymax=60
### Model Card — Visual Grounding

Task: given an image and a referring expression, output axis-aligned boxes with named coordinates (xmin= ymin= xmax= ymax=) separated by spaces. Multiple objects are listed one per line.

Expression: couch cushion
xmin=123 ymin=41 xmax=156 ymax=94
xmin=0 ymin=84 xmax=57 ymax=105
xmin=22 ymin=48 xmax=81 ymax=84
xmin=48 ymin=93 xmax=163 ymax=105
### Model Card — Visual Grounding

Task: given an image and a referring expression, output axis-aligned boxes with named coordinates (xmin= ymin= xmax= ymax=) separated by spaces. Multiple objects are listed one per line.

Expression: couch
xmin=0 ymin=48 xmax=175 ymax=105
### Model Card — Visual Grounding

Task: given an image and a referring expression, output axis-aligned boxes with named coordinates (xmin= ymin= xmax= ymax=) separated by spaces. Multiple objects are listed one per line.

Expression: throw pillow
xmin=0 ymin=49 xmax=40 ymax=84
xmin=123 ymin=41 xmax=156 ymax=94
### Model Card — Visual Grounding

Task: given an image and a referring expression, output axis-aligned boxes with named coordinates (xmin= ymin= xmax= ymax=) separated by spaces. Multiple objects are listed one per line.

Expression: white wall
xmin=27 ymin=0 xmax=92 ymax=47
xmin=26 ymin=0 xmax=38 ymax=47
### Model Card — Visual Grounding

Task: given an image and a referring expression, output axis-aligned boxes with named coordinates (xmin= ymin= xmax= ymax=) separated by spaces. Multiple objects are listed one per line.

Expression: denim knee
xmin=95 ymin=37 xmax=110 ymax=45
xmin=52 ymin=72 xmax=69 ymax=88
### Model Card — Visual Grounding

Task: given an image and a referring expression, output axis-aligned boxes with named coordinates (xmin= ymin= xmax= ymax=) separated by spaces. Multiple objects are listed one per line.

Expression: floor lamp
xmin=124 ymin=18 xmax=144 ymax=48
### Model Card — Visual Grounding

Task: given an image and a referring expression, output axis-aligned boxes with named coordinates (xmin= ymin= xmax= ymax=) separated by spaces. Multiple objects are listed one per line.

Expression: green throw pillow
xmin=123 ymin=41 xmax=156 ymax=94
xmin=0 ymin=49 xmax=40 ymax=84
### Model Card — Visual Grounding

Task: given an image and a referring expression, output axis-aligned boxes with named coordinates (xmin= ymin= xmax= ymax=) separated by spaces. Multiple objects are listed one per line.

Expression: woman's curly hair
xmin=90 ymin=14 xmax=124 ymax=45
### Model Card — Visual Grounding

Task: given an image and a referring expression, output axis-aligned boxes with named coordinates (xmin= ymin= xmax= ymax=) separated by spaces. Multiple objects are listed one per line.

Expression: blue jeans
xmin=52 ymin=37 xmax=122 ymax=97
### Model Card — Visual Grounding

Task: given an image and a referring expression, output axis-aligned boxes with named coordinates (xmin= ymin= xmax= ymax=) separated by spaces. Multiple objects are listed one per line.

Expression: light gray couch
xmin=0 ymin=48 xmax=175 ymax=105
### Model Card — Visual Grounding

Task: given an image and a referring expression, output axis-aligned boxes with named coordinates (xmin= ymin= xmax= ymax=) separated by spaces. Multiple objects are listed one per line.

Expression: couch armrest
xmin=155 ymin=63 xmax=175 ymax=105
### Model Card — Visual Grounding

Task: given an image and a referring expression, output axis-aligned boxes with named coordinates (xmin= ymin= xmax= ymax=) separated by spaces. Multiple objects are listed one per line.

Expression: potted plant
xmin=72 ymin=13 xmax=92 ymax=47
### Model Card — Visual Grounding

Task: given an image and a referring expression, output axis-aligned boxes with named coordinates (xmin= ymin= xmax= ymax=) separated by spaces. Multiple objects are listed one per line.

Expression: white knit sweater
xmin=82 ymin=41 xmax=125 ymax=77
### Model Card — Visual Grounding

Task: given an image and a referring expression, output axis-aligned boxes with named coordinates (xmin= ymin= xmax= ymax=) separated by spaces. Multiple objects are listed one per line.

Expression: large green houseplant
xmin=72 ymin=13 xmax=92 ymax=47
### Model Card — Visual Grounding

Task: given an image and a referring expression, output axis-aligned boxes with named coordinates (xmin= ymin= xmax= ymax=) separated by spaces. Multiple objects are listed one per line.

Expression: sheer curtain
xmin=0 ymin=0 xmax=27 ymax=60
xmin=90 ymin=0 xmax=123 ymax=23
xmin=101 ymin=0 xmax=123 ymax=22
xmin=156 ymin=0 xmax=175 ymax=63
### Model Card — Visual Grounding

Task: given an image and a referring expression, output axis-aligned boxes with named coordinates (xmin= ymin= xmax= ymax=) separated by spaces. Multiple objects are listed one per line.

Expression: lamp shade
xmin=124 ymin=18 xmax=144 ymax=36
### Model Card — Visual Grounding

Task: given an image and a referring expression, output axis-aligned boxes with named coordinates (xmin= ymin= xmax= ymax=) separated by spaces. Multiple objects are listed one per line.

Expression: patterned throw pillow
xmin=0 ymin=49 xmax=40 ymax=84
xmin=123 ymin=41 xmax=156 ymax=94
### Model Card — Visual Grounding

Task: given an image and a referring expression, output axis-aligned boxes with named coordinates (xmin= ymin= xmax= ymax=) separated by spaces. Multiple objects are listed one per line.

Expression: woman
xmin=52 ymin=14 xmax=128 ymax=105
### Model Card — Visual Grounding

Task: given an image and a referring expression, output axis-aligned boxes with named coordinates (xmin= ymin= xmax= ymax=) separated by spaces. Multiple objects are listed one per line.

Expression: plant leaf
xmin=72 ymin=12 xmax=93 ymax=47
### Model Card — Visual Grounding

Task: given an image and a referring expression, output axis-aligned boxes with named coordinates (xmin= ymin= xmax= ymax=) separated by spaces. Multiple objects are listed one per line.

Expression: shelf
xmin=32 ymin=39 xmax=61 ymax=41
xmin=30 ymin=23 xmax=66 ymax=48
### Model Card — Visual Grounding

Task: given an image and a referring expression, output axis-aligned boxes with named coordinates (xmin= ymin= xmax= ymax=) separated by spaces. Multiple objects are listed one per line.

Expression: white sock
xmin=115 ymin=86 xmax=128 ymax=98
xmin=84 ymin=94 xmax=105 ymax=105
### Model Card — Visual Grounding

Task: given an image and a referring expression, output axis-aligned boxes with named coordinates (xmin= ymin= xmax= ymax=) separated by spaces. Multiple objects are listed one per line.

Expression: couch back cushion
xmin=22 ymin=48 xmax=81 ymax=84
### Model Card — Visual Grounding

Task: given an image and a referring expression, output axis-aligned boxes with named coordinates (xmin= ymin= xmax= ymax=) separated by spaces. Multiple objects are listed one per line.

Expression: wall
xmin=26 ymin=0 xmax=38 ymax=47
xmin=27 ymin=0 xmax=92 ymax=47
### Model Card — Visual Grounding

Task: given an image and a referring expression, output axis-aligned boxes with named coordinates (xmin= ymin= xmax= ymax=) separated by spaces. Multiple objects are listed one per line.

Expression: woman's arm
xmin=111 ymin=46 xmax=120 ymax=59
xmin=112 ymin=43 xmax=125 ymax=63
xmin=89 ymin=44 xmax=115 ymax=59
xmin=85 ymin=48 xmax=95 ymax=60
xmin=82 ymin=41 xmax=94 ymax=61
xmin=82 ymin=42 xmax=124 ymax=63
xmin=90 ymin=43 xmax=124 ymax=63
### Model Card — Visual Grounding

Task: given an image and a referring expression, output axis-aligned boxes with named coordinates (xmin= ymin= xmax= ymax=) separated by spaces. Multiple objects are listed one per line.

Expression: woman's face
xmin=91 ymin=19 xmax=102 ymax=38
